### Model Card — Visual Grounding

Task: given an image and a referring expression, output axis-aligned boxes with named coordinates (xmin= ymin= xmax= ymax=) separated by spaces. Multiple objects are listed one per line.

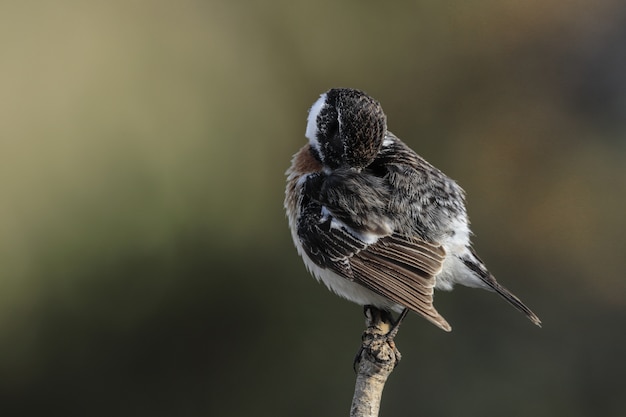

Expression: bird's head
xmin=305 ymin=88 xmax=387 ymax=170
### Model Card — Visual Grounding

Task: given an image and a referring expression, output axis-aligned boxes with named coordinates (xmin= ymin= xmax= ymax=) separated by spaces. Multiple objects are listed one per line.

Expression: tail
xmin=462 ymin=250 xmax=542 ymax=327
xmin=487 ymin=279 xmax=542 ymax=327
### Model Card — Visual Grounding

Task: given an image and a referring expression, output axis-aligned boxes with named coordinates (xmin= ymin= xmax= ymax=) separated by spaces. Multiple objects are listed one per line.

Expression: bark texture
xmin=350 ymin=307 xmax=402 ymax=417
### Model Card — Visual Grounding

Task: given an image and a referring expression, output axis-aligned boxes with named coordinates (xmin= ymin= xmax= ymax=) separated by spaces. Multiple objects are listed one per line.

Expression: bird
xmin=284 ymin=87 xmax=541 ymax=332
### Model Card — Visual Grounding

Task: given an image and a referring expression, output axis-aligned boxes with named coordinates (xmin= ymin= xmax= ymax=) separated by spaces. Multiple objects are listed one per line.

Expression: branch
xmin=350 ymin=307 xmax=402 ymax=417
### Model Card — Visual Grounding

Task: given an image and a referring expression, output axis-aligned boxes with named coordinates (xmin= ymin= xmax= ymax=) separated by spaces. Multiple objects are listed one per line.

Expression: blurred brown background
xmin=1 ymin=1 xmax=625 ymax=416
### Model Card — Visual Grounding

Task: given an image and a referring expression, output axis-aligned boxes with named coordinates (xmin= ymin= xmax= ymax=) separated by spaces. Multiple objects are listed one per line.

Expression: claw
xmin=353 ymin=306 xmax=408 ymax=372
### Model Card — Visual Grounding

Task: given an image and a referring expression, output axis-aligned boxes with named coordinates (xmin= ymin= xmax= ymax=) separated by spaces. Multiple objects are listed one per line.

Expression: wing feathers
xmin=351 ymin=235 xmax=452 ymax=332
xmin=371 ymin=236 xmax=444 ymax=278
xmin=296 ymin=170 xmax=452 ymax=331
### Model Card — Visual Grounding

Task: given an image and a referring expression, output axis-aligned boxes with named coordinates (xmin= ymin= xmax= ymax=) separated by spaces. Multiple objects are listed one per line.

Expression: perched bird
xmin=285 ymin=88 xmax=541 ymax=332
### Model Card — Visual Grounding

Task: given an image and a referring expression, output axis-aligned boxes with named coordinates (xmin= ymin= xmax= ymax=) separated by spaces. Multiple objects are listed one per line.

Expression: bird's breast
xmin=288 ymin=144 xmax=323 ymax=177
xmin=285 ymin=144 xmax=323 ymax=244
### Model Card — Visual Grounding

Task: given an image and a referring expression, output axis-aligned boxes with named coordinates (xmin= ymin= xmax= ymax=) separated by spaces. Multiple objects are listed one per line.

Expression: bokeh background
xmin=1 ymin=1 xmax=625 ymax=416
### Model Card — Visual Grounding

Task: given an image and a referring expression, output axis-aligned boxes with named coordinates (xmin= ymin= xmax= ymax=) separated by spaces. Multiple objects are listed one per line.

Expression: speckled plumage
xmin=285 ymin=88 xmax=541 ymax=331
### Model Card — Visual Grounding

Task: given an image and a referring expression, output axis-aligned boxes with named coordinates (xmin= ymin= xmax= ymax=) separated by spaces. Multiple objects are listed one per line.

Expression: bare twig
xmin=350 ymin=307 xmax=402 ymax=417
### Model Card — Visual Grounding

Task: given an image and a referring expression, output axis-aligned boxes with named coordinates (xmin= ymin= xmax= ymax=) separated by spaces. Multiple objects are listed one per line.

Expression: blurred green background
xmin=1 ymin=1 xmax=625 ymax=416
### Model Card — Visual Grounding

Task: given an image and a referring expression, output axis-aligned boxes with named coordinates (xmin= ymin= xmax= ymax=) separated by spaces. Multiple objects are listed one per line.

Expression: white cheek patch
xmin=305 ymin=93 xmax=327 ymax=154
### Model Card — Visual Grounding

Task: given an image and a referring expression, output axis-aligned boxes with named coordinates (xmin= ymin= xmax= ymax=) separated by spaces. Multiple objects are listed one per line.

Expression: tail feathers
xmin=488 ymin=279 xmax=542 ymax=327
xmin=462 ymin=251 xmax=542 ymax=327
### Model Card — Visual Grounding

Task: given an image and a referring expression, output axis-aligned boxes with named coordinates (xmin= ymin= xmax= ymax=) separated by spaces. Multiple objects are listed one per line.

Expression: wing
xmin=297 ymin=189 xmax=451 ymax=331
xmin=350 ymin=234 xmax=451 ymax=331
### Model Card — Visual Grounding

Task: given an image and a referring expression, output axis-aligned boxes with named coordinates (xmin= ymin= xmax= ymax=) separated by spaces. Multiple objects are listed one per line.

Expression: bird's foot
xmin=353 ymin=306 xmax=407 ymax=372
